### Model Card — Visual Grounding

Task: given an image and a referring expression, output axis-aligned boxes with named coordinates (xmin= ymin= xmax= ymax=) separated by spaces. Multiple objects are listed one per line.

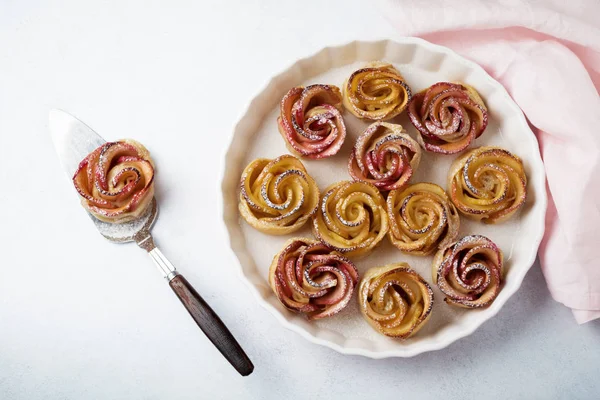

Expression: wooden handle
xmin=169 ymin=274 xmax=254 ymax=376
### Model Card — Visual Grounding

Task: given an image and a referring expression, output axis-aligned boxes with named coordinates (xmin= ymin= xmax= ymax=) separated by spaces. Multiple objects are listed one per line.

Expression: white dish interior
xmin=221 ymin=39 xmax=546 ymax=358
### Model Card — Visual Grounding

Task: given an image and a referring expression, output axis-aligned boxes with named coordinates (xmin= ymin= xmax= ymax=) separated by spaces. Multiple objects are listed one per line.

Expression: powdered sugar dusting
xmin=93 ymin=198 xmax=157 ymax=243
xmin=230 ymin=49 xmax=539 ymax=354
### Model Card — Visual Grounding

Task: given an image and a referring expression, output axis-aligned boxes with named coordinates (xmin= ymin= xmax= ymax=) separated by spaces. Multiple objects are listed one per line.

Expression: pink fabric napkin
xmin=375 ymin=0 xmax=600 ymax=323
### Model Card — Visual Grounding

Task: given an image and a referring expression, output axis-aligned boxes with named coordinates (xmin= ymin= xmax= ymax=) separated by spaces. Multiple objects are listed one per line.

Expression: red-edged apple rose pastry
xmin=269 ymin=237 xmax=359 ymax=320
xmin=239 ymin=155 xmax=319 ymax=235
xmin=73 ymin=139 xmax=155 ymax=224
xmin=359 ymin=263 xmax=433 ymax=339
xmin=448 ymin=146 xmax=527 ymax=223
xmin=432 ymin=235 xmax=503 ymax=309
xmin=348 ymin=122 xmax=421 ymax=192
xmin=343 ymin=62 xmax=412 ymax=120
xmin=313 ymin=181 xmax=389 ymax=257
xmin=408 ymin=82 xmax=488 ymax=154
xmin=387 ymin=183 xmax=460 ymax=256
xmin=277 ymin=84 xmax=346 ymax=159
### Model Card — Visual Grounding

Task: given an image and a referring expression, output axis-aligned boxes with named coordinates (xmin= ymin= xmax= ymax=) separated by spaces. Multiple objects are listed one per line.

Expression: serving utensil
xmin=49 ymin=110 xmax=254 ymax=376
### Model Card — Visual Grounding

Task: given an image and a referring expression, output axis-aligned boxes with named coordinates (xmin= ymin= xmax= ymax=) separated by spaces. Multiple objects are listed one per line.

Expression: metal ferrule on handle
xmin=149 ymin=247 xmax=179 ymax=281
xmin=135 ymin=232 xmax=179 ymax=281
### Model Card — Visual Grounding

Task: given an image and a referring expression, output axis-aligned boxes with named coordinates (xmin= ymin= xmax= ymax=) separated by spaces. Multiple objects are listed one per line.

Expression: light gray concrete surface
xmin=1 ymin=1 xmax=598 ymax=399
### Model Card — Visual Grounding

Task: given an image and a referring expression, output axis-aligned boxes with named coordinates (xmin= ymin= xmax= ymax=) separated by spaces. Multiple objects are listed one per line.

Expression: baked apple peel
xmin=269 ymin=237 xmax=359 ymax=320
xmin=408 ymin=82 xmax=488 ymax=154
xmin=432 ymin=235 xmax=503 ymax=309
xmin=277 ymin=84 xmax=346 ymax=159
xmin=73 ymin=139 xmax=155 ymax=224
xmin=348 ymin=122 xmax=421 ymax=192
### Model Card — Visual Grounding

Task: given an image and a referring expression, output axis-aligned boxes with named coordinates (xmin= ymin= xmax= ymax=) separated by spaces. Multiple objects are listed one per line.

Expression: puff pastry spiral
xmin=359 ymin=263 xmax=434 ymax=339
xmin=387 ymin=183 xmax=460 ymax=255
xmin=348 ymin=122 xmax=421 ymax=192
xmin=312 ymin=181 xmax=388 ymax=257
xmin=432 ymin=235 xmax=503 ymax=308
xmin=448 ymin=146 xmax=527 ymax=223
xmin=73 ymin=139 xmax=155 ymax=224
xmin=343 ymin=62 xmax=412 ymax=120
xmin=239 ymin=155 xmax=319 ymax=234
xmin=408 ymin=82 xmax=488 ymax=154
xmin=278 ymin=84 xmax=346 ymax=159
xmin=269 ymin=238 xmax=359 ymax=320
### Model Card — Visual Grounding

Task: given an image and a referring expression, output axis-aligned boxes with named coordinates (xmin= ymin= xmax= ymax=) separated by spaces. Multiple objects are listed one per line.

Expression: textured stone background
xmin=1 ymin=1 xmax=598 ymax=399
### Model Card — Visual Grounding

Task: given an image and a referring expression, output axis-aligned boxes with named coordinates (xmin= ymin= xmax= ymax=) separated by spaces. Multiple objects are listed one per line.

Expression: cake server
xmin=48 ymin=110 xmax=254 ymax=376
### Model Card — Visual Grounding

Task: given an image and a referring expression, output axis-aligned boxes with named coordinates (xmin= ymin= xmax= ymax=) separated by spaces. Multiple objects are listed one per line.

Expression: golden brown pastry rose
xmin=312 ymin=181 xmax=389 ymax=257
xmin=342 ymin=62 xmax=412 ymax=120
xmin=73 ymin=139 xmax=155 ymax=223
xmin=432 ymin=235 xmax=503 ymax=308
xmin=239 ymin=155 xmax=319 ymax=235
xmin=448 ymin=146 xmax=527 ymax=223
xmin=277 ymin=84 xmax=346 ymax=159
xmin=269 ymin=238 xmax=359 ymax=320
xmin=387 ymin=183 xmax=460 ymax=255
xmin=358 ymin=263 xmax=434 ymax=339
xmin=348 ymin=122 xmax=421 ymax=191
xmin=408 ymin=82 xmax=488 ymax=154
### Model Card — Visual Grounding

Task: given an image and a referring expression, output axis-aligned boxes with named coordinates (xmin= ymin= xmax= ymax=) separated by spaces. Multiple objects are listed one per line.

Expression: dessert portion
xmin=73 ymin=139 xmax=155 ymax=224
xmin=408 ymin=82 xmax=488 ymax=154
xmin=239 ymin=155 xmax=319 ymax=234
xmin=358 ymin=263 xmax=434 ymax=339
xmin=269 ymin=237 xmax=359 ymax=320
xmin=313 ymin=181 xmax=388 ymax=257
xmin=277 ymin=84 xmax=346 ymax=159
xmin=342 ymin=62 xmax=412 ymax=121
xmin=387 ymin=183 xmax=460 ymax=255
xmin=448 ymin=146 xmax=527 ymax=223
xmin=348 ymin=122 xmax=421 ymax=192
xmin=432 ymin=235 xmax=503 ymax=309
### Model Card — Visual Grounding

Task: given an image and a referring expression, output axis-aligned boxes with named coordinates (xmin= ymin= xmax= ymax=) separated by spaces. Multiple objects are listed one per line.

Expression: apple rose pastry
xmin=448 ymin=146 xmax=527 ymax=223
xmin=359 ymin=263 xmax=433 ymax=339
xmin=269 ymin=238 xmax=359 ymax=320
xmin=348 ymin=122 xmax=421 ymax=191
xmin=408 ymin=82 xmax=488 ymax=154
xmin=433 ymin=235 xmax=503 ymax=308
xmin=387 ymin=183 xmax=460 ymax=256
xmin=73 ymin=139 xmax=155 ymax=223
xmin=313 ymin=181 xmax=388 ymax=257
xmin=239 ymin=155 xmax=319 ymax=235
xmin=277 ymin=84 xmax=346 ymax=159
xmin=342 ymin=62 xmax=412 ymax=120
